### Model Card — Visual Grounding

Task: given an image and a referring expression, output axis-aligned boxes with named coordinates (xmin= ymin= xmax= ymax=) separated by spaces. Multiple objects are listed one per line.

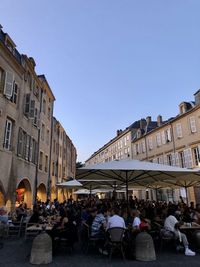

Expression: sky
xmin=1 ymin=1 xmax=200 ymax=163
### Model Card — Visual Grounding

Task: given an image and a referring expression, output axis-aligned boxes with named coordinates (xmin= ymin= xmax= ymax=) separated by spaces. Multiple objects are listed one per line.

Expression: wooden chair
xmin=81 ymin=222 xmax=103 ymax=254
xmin=6 ymin=216 xmax=24 ymax=239
xmin=107 ymin=227 xmax=125 ymax=260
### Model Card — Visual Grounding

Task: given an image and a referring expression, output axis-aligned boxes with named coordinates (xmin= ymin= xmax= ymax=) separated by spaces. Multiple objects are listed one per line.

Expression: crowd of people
xmin=1 ymin=195 xmax=200 ymax=257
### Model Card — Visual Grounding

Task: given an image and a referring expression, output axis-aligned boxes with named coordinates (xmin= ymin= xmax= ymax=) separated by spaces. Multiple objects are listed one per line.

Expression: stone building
xmin=0 ymin=26 xmax=76 ymax=209
xmin=51 ymin=118 xmax=77 ymax=202
xmin=85 ymin=92 xmax=200 ymax=203
xmin=131 ymin=91 xmax=200 ymax=203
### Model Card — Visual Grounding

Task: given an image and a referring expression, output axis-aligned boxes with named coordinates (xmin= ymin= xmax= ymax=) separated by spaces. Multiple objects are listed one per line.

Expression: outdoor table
xmin=27 ymin=224 xmax=53 ymax=231
xmin=180 ymin=222 xmax=200 ymax=231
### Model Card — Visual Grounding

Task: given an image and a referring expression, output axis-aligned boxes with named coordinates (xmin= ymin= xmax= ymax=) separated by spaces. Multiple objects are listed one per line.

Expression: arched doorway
xmin=16 ymin=179 xmax=32 ymax=208
xmin=37 ymin=183 xmax=47 ymax=203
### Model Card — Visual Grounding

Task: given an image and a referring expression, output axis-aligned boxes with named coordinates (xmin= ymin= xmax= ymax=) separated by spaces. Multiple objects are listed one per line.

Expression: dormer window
xmin=5 ymin=35 xmax=16 ymax=55
xmin=137 ymin=129 xmax=141 ymax=138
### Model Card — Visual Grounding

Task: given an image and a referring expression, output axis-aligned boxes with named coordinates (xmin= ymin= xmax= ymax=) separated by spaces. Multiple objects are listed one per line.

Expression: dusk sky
xmin=1 ymin=1 xmax=200 ymax=162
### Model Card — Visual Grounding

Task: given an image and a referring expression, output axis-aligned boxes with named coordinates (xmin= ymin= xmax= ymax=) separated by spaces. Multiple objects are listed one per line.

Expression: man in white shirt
xmin=164 ymin=208 xmax=195 ymax=256
xmin=107 ymin=207 xmax=126 ymax=230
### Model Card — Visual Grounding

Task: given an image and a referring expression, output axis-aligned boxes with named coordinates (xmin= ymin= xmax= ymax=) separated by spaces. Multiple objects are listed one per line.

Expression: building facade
xmin=51 ymin=118 xmax=77 ymax=202
xmin=85 ymin=92 xmax=200 ymax=203
xmin=0 ymin=26 xmax=77 ymax=209
xmin=131 ymin=91 xmax=200 ymax=203
xmin=85 ymin=118 xmax=158 ymax=166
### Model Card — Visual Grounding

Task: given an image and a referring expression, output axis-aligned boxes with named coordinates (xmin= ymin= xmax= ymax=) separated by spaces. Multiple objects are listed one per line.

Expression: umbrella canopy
xmin=56 ymin=179 xmax=83 ymax=188
xmin=73 ymin=189 xmax=95 ymax=195
xmin=76 ymin=159 xmax=200 ymax=204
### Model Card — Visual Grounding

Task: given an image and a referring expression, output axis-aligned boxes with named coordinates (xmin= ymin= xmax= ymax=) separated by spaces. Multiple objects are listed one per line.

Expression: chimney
xmin=140 ymin=118 xmax=146 ymax=129
xmin=116 ymin=129 xmax=122 ymax=136
xmin=194 ymin=89 xmax=200 ymax=106
xmin=146 ymin=116 xmax=151 ymax=125
xmin=157 ymin=115 xmax=162 ymax=127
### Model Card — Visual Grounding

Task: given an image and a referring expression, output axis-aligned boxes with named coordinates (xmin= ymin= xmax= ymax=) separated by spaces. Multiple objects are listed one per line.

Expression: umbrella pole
xmin=185 ymin=186 xmax=189 ymax=206
xmin=155 ymin=188 xmax=158 ymax=202
xmin=125 ymin=171 xmax=129 ymax=208
xmin=89 ymin=185 xmax=92 ymax=203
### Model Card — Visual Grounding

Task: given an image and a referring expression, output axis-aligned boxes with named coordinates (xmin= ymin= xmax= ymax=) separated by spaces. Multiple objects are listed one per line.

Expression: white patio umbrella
xmin=56 ymin=179 xmax=83 ymax=188
xmin=76 ymin=159 xmax=200 ymax=205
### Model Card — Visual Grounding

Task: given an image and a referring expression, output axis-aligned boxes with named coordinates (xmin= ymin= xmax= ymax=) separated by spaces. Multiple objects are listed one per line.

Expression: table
xmin=180 ymin=222 xmax=200 ymax=231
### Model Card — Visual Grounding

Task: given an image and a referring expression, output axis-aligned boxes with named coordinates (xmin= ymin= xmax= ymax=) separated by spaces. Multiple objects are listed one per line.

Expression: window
xmin=179 ymin=151 xmax=185 ymax=168
xmin=39 ymin=151 xmax=43 ymax=170
xmin=42 ymin=98 xmax=46 ymax=114
xmin=156 ymin=133 xmax=161 ymax=146
xmin=24 ymin=93 xmax=30 ymax=116
xmin=176 ymin=123 xmax=182 ymax=138
xmin=48 ymin=107 xmax=51 ymax=120
xmin=46 ymin=129 xmax=50 ymax=145
xmin=52 ymin=162 xmax=55 ymax=176
xmin=183 ymin=148 xmax=193 ymax=168
xmin=45 ymin=155 xmax=48 ymax=172
xmin=147 ymin=137 xmax=153 ymax=150
xmin=161 ymin=131 xmax=166 ymax=144
xmin=189 ymin=117 xmax=197 ymax=133
xmin=167 ymin=154 xmax=172 ymax=166
xmin=10 ymin=82 xmax=18 ymax=104
xmin=141 ymin=140 xmax=146 ymax=153
xmin=41 ymin=123 xmax=45 ymax=141
xmin=33 ymin=108 xmax=38 ymax=127
xmin=165 ymin=128 xmax=172 ymax=142
xmin=4 ymin=71 xmax=14 ymax=99
xmin=193 ymin=147 xmax=200 ymax=166
xmin=4 ymin=119 xmax=13 ymax=150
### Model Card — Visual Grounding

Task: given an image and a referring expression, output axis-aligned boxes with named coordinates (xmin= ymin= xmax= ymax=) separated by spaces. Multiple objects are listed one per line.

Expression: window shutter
xmin=4 ymin=71 xmax=14 ymax=98
xmin=171 ymin=153 xmax=176 ymax=166
xmin=175 ymin=152 xmax=180 ymax=167
xmin=4 ymin=119 xmax=12 ymax=150
xmin=161 ymin=131 xmax=166 ymax=144
xmin=133 ymin=144 xmax=137 ymax=156
xmin=29 ymin=100 xmax=35 ymax=118
xmin=183 ymin=149 xmax=193 ymax=168
xmin=24 ymin=94 xmax=30 ymax=116
xmin=163 ymin=155 xmax=168 ymax=165
xmin=0 ymin=68 xmax=6 ymax=93
xmin=17 ymin=127 xmax=23 ymax=156
xmin=189 ymin=117 xmax=197 ymax=133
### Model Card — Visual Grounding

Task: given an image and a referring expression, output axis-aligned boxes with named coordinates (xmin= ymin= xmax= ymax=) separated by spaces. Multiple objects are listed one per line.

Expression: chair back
xmin=108 ymin=227 xmax=125 ymax=242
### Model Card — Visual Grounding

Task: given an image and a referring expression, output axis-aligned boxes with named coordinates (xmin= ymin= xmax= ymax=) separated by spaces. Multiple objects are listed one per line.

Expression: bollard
xmin=135 ymin=231 xmax=156 ymax=261
xmin=30 ymin=232 xmax=52 ymax=265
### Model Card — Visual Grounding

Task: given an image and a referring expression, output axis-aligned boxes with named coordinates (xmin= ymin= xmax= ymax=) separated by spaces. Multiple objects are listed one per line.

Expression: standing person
xmin=164 ymin=208 xmax=195 ymax=256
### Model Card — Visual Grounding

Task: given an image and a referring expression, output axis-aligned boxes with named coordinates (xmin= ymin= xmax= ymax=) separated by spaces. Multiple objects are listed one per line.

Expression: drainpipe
xmin=47 ymin=101 xmax=54 ymax=200
xmin=33 ymin=88 xmax=43 ymax=205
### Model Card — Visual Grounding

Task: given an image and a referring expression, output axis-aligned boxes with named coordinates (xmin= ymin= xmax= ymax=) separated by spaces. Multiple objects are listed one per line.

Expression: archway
xmin=16 ymin=179 xmax=32 ymax=208
xmin=37 ymin=183 xmax=47 ymax=203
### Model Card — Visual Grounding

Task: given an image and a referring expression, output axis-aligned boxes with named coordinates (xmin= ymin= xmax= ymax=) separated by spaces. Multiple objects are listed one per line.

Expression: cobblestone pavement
xmin=1 ymin=238 xmax=200 ymax=267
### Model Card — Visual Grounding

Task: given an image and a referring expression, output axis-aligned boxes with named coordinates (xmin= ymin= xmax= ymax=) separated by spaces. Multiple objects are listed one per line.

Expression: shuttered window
xmin=4 ymin=71 xmax=14 ymax=98
xmin=3 ymin=119 xmax=13 ymax=150
xmin=189 ymin=117 xmax=197 ymax=133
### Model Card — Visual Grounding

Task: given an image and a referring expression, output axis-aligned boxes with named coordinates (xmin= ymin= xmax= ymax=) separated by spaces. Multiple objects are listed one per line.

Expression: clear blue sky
xmin=1 ymin=1 xmax=200 ymax=162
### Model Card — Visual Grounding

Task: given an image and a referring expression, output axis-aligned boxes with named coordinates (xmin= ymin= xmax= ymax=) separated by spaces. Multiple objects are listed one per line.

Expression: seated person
xmin=164 ymin=208 xmax=195 ymax=256
xmin=132 ymin=210 xmax=141 ymax=233
xmin=0 ymin=206 xmax=8 ymax=224
xmin=107 ymin=207 xmax=126 ymax=230
xmin=91 ymin=206 xmax=107 ymax=238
